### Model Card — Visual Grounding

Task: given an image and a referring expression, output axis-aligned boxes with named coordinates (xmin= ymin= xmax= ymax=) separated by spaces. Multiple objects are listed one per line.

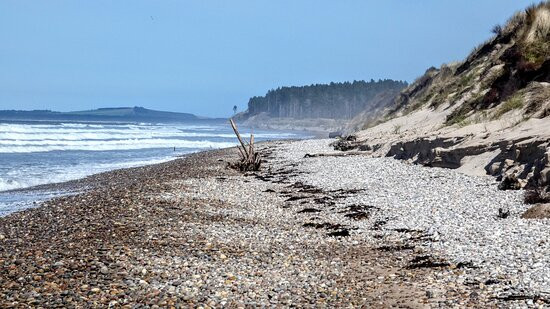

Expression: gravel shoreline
xmin=0 ymin=139 xmax=547 ymax=307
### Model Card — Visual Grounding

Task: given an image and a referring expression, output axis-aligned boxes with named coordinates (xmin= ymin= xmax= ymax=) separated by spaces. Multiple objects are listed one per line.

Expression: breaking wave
xmin=0 ymin=139 xmax=236 ymax=153
xmin=0 ymin=122 xmax=296 ymax=153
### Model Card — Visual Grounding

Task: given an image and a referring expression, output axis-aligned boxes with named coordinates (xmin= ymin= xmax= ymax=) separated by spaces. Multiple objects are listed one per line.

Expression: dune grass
xmin=493 ymin=95 xmax=524 ymax=119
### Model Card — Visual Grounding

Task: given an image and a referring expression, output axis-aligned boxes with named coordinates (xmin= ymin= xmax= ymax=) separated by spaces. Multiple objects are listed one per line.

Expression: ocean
xmin=0 ymin=119 xmax=308 ymax=216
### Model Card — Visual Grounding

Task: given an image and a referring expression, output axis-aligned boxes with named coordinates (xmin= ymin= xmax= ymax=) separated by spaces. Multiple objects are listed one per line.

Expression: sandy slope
xmin=338 ymin=101 xmax=550 ymax=190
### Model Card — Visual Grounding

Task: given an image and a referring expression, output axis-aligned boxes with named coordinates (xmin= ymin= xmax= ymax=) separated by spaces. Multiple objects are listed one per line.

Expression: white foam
xmin=0 ymin=131 xmax=295 ymax=141
xmin=0 ymin=123 xmax=296 ymax=154
xmin=0 ymin=139 xmax=237 ymax=153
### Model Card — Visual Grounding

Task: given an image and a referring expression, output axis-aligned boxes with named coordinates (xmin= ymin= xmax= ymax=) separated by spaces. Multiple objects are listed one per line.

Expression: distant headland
xmin=0 ymin=106 xmax=212 ymax=123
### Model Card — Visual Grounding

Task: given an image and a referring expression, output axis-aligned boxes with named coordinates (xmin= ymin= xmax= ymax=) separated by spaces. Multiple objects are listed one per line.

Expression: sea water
xmin=0 ymin=120 xmax=308 ymax=216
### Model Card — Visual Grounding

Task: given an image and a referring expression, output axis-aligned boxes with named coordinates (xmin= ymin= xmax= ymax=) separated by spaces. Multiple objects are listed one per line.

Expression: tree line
xmin=246 ymin=79 xmax=408 ymax=119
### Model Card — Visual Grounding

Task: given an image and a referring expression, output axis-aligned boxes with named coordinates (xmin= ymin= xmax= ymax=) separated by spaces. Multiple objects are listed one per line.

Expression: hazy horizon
xmin=0 ymin=0 xmax=537 ymax=117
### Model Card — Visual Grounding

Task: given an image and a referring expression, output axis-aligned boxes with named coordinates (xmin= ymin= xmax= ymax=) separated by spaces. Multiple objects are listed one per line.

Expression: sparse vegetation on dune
xmin=363 ymin=1 xmax=550 ymax=131
xmin=445 ymin=108 xmax=470 ymax=126
xmin=492 ymin=94 xmax=525 ymax=119
xmin=344 ymin=1 xmax=550 ymax=194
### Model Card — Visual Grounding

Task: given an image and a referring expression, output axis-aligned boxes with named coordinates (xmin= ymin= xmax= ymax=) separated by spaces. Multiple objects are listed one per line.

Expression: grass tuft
xmin=520 ymin=4 xmax=550 ymax=66
xmin=392 ymin=124 xmax=402 ymax=134
xmin=522 ymin=39 xmax=550 ymax=66
xmin=492 ymin=95 xmax=524 ymax=119
xmin=445 ymin=109 xmax=470 ymax=126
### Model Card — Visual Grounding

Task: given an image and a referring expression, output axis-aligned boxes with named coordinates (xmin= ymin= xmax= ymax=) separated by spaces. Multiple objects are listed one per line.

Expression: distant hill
xmin=0 ymin=107 xmax=204 ymax=122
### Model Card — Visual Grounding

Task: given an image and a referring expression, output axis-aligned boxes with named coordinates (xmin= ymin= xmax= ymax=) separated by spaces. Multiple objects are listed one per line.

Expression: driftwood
xmin=303 ymin=152 xmax=370 ymax=158
xmin=229 ymin=118 xmax=248 ymax=158
xmin=229 ymin=119 xmax=261 ymax=171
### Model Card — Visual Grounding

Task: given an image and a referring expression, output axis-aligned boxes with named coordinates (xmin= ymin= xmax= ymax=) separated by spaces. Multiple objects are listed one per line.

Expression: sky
xmin=0 ymin=0 xmax=538 ymax=117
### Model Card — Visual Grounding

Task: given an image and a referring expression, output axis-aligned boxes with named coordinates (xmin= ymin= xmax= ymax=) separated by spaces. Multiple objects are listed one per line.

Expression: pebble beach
xmin=0 ymin=139 xmax=548 ymax=307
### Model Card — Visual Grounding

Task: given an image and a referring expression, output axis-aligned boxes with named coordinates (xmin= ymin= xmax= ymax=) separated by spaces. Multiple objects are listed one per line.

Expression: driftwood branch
xmin=229 ymin=119 xmax=261 ymax=171
xmin=249 ymin=134 xmax=254 ymax=160
xmin=229 ymin=118 xmax=249 ymax=159
xmin=304 ymin=152 xmax=370 ymax=158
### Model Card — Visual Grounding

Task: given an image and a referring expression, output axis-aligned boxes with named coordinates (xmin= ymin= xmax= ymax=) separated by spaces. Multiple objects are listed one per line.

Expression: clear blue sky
xmin=0 ymin=0 xmax=537 ymax=117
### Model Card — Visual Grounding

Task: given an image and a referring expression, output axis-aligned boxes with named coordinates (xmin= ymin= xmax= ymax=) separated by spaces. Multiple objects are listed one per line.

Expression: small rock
xmin=498 ymin=174 xmax=521 ymax=190
xmin=139 ymin=280 xmax=148 ymax=285
xmin=100 ymin=266 xmax=109 ymax=274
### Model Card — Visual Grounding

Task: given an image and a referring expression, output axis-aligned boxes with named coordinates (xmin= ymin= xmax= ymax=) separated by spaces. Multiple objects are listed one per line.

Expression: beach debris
xmin=340 ymin=204 xmax=377 ymax=220
xmin=455 ymin=261 xmax=479 ymax=269
xmin=494 ymin=293 xmax=550 ymax=304
xmin=228 ymin=118 xmax=261 ymax=171
xmin=498 ymin=174 xmax=521 ymax=190
xmin=304 ymin=152 xmax=367 ymax=158
xmin=372 ymin=219 xmax=388 ymax=230
xmin=497 ymin=208 xmax=510 ymax=219
xmin=407 ymin=255 xmax=450 ymax=269
xmin=285 ymin=195 xmax=309 ymax=202
xmin=376 ymin=244 xmax=415 ymax=252
xmin=523 ymin=186 xmax=550 ymax=205
xmin=297 ymin=208 xmax=321 ymax=213
xmin=331 ymin=139 xmax=359 ymax=152
xmin=327 ymin=229 xmax=350 ymax=237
